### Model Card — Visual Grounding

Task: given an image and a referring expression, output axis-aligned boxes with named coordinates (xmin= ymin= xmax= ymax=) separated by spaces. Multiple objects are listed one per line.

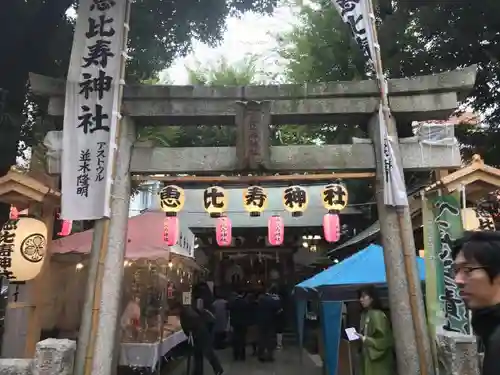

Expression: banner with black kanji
xmin=62 ymin=0 xmax=127 ymax=220
xmin=331 ymin=0 xmax=408 ymax=207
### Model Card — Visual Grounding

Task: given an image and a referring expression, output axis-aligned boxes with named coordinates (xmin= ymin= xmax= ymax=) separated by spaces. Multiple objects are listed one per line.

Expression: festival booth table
xmin=293 ymin=244 xmax=426 ymax=375
xmin=45 ymin=212 xmax=200 ymax=371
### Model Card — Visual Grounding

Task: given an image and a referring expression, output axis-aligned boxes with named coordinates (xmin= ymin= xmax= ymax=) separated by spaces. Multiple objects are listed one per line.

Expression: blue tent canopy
xmin=294 ymin=244 xmax=426 ymax=301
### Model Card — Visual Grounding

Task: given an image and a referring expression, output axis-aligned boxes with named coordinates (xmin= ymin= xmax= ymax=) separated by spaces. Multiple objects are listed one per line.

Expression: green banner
xmin=429 ymin=194 xmax=469 ymax=334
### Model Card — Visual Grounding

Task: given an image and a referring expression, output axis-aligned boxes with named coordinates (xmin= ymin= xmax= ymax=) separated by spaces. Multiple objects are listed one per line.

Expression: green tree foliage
xmin=141 ymin=55 xmax=326 ymax=148
xmin=277 ymin=0 xmax=500 ymax=164
xmin=137 ymin=56 xmax=262 ymax=148
xmin=0 ymin=0 xmax=278 ymax=223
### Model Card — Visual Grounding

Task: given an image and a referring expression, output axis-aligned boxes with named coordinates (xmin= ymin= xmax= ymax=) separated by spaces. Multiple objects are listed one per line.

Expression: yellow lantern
xmin=0 ymin=217 xmax=48 ymax=282
xmin=159 ymin=185 xmax=185 ymax=215
xmin=282 ymin=185 xmax=308 ymax=217
xmin=243 ymin=186 xmax=268 ymax=217
xmin=462 ymin=208 xmax=495 ymax=231
xmin=203 ymin=186 xmax=228 ymax=218
xmin=321 ymin=183 xmax=348 ymax=212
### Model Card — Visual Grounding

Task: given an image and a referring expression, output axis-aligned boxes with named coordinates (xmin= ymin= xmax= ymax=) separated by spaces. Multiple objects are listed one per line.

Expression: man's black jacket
xmin=472 ymin=303 xmax=500 ymax=375
xmin=228 ymin=295 xmax=249 ymax=328
xmin=256 ymin=293 xmax=281 ymax=328
xmin=179 ymin=305 xmax=212 ymax=347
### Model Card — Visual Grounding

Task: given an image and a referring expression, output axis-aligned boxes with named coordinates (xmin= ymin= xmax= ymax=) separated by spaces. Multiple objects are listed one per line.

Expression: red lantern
xmin=216 ymin=216 xmax=232 ymax=247
xmin=167 ymin=284 xmax=174 ymax=299
xmin=323 ymin=212 xmax=341 ymax=243
xmin=58 ymin=220 xmax=73 ymax=237
xmin=9 ymin=206 xmax=18 ymax=220
xmin=164 ymin=216 xmax=180 ymax=246
xmin=268 ymin=215 xmax=284 ymax=246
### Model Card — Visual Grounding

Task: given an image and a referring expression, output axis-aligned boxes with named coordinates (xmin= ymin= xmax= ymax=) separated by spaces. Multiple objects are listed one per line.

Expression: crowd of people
xmin=169 ymin=283 xmax=285 ymax=375
xmin=168 ymin=230 xmax=500 ymax=375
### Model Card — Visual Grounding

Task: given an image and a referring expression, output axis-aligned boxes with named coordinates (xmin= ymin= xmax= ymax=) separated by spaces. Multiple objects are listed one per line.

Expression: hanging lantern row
xmin=159 ymin=181 xmax=349 ymax=246
xmin=159 ymin=183 xmax=348 ymax=217
xmin=0 ymin=216 xmax=48 ymax=282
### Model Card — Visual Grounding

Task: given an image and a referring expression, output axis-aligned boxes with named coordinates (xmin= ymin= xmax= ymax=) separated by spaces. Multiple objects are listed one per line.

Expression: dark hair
xmin=169 ymin=298 xmax=183 ymax=311
xmin=452 ymin=231 xmax=500 ymax=281
xmin=358 ymin=285 xmax=383 ymax=309
xmin=268 ymin=284 xmax=279 ymax=294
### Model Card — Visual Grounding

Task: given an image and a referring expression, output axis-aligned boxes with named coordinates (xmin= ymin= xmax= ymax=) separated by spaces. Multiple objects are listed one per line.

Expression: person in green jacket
xmin=357 ymin=286 xmax=395 ymax=375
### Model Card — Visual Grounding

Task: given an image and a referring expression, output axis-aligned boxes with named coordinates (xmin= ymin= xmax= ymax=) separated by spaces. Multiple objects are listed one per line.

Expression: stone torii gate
xmin=29 ymin=66 xmax=476 ymax=375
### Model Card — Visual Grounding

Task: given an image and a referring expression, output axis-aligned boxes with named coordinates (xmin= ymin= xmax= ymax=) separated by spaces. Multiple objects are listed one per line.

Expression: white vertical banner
xmin=331 ymin=0 xmax=408 ymax=207
xmin=62 ymin=0 xmax=127 ymax=220
xmin=378 ymin=106 xmax=409 ymax=206
xmin=330 ymin=0 xmax=377 ymax=65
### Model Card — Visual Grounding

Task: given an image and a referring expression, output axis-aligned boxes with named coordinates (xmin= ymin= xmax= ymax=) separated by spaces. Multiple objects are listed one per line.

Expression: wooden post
xmin=365 ymin=0 xmax=434 ymax=373
xmin=88 ymin=117 xmax=135 ymax=375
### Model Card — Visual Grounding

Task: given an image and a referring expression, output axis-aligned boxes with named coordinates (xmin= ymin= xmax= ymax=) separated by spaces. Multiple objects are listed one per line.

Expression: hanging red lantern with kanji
xmin=58 ymin=220 xmax=73 ymax=237
xmin=9 ymin=206 xmax=19 ymax=220
xmin=216 ymin=216 xmax=232 ymax=247
xmin=323 ymin=212 xmax=341 ymax=243
xmin=321 ymin=182 xmax=348 ymax=243
xmin=268 ymin=215 xmax=284 ymax=246
xmin=167 ymin=283 xmax=174 ymax=299
xmin=164 ymin=216 xmax=180 ymax=246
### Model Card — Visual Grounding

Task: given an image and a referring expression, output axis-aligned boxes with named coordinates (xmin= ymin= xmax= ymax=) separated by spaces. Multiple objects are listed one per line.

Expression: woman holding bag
xmin=356 ymin=286 xmax=395 ymax=375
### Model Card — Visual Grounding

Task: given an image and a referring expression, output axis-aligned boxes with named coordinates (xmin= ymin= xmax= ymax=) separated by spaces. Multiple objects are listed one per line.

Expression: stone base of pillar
xmin=0 ymin=359 xmax=32 ymax=375
xmin=436 ymin=331 xmax=480 ymax=375
xmin=0 ymin=339 xmax=76 ymax=375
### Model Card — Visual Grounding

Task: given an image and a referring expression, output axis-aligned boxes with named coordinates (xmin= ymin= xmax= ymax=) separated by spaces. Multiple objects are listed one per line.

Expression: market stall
xmin=43 ymin=253 xmax=197 ymax=370
xmin=42 ymin=212 xmax=203 ymax=371
xmin=294 ymin=244 xmax=426 ymax=375
xmin=117 ymin=258 xmax=190 ymax=370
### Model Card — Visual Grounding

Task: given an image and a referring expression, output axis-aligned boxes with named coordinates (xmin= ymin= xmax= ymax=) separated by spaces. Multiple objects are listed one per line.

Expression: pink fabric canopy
xmin=51 ymin=211 xmax=170 ymax=260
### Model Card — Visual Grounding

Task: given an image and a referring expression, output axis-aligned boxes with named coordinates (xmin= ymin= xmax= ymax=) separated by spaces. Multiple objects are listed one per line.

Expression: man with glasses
xmin=452 ymin=231 xmax=500 ymax=375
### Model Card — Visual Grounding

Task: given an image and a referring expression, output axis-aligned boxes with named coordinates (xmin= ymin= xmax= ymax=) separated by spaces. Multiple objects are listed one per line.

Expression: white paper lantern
xmin=0 ymin=217 xmax=48 ymax=282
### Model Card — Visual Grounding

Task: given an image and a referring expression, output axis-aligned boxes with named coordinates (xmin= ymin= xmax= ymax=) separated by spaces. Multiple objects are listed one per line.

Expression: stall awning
xmin=295 ymin=244 xmax=425 ymax=300
xmin=51 ymin=211 xmax=193 ymax=260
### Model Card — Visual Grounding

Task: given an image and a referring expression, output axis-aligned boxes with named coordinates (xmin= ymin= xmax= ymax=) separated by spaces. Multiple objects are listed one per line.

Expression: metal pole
xmin=365 ymin=1 xmax=433 ymax=374
xmin=91 ymin=116 xmax=135 ymax=375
